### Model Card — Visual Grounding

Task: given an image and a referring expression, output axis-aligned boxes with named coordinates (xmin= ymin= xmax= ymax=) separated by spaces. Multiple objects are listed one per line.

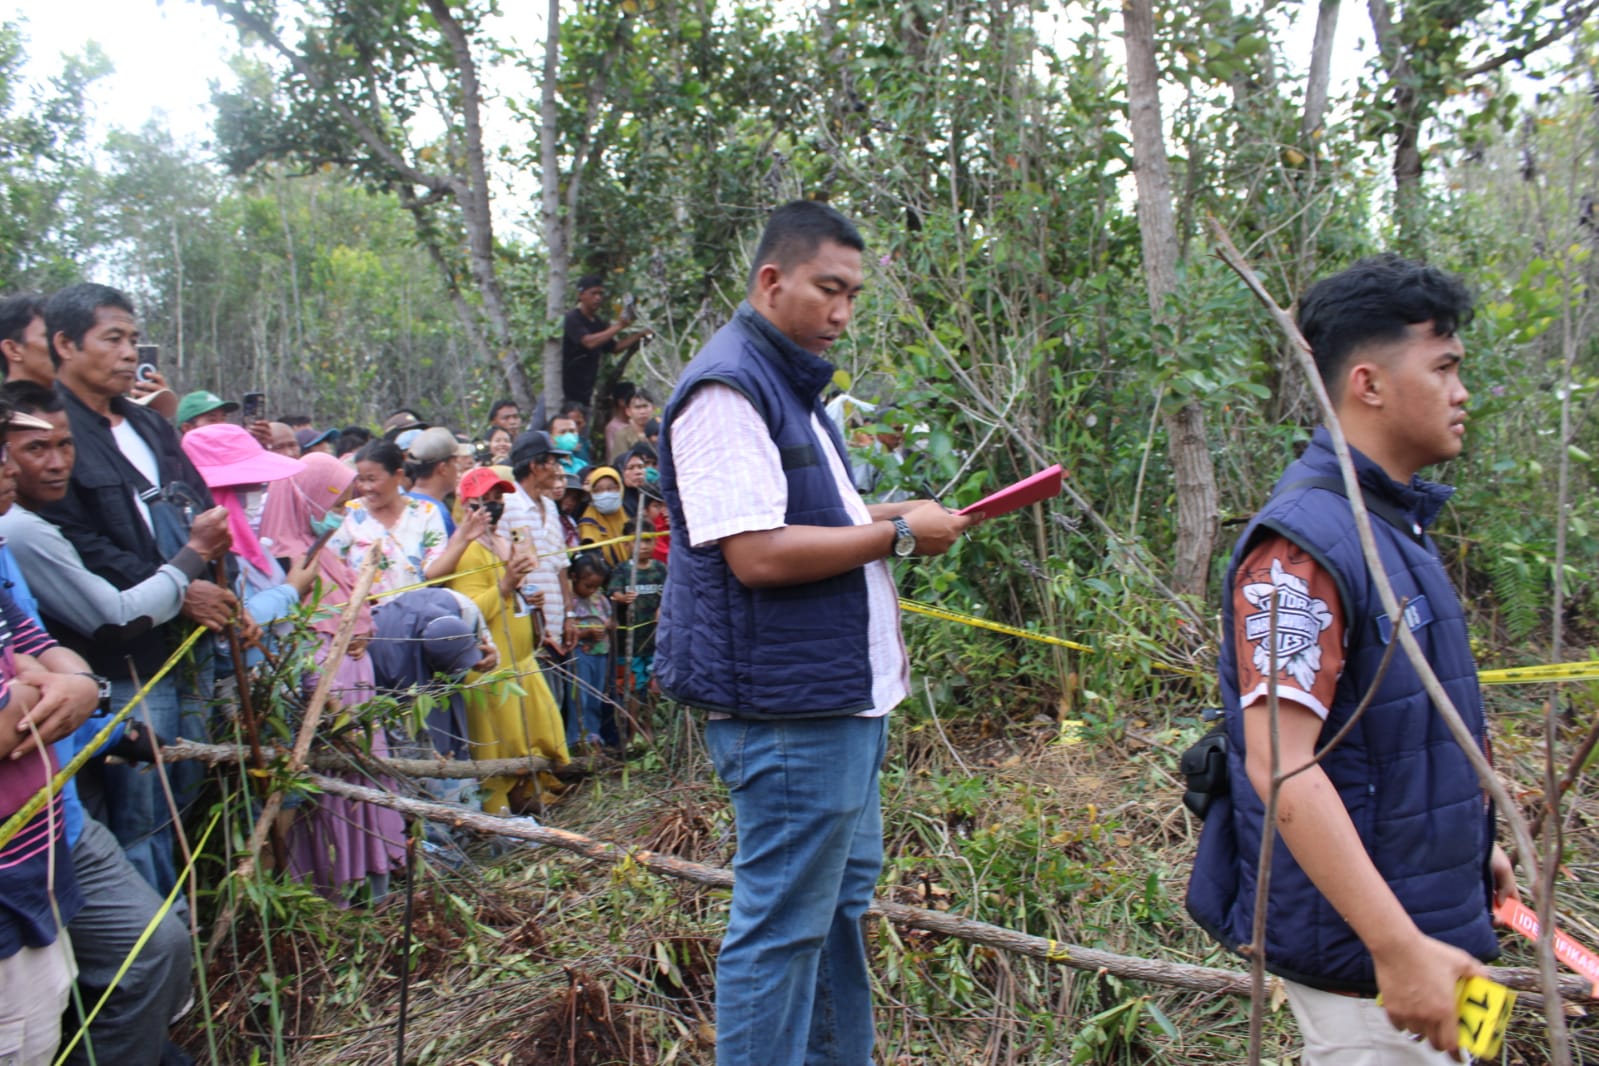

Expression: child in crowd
xmin=647 ymin=491 xmax=670 ymax=565
xmin=602 ymin=382 xmax=636 ymax=462
xmin=607 ymin=515 xmax=667 ymax=700
xmin=549 ymin=471 xmax=588 ymax=548
xmin=567 ymin=554 xmax=614 ymax=748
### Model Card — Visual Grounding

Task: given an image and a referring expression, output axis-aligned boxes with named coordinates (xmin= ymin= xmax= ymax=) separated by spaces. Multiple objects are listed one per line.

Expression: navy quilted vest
xmin=655 ymin=303 xmax=873 ymax=717
xmin=1186 ymin=428 xmax=1498 ymax=993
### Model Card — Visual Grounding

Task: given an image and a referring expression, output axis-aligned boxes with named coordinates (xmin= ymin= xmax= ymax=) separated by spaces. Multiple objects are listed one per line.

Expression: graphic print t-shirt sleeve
xmin=1232 ymin=534 xmax=1346 ymax=721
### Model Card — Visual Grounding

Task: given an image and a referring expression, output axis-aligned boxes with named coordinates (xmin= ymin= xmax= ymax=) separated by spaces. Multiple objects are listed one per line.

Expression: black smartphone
xmin=241 ymin=391 xmax=265 ymax=422
xmin=136 ymin=344 xmax=159 ymax=383
xmin=473 ymin=440 xmax=492 ymax=465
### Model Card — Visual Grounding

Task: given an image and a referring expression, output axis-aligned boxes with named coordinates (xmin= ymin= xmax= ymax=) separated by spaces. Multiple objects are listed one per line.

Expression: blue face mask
xmin=311 ymin=511 xmax=343 ymax=536
xmin=643 ymin=466 xmax=660 ymax=485
xmin=554 ymin=432 xmax=580 ymax=453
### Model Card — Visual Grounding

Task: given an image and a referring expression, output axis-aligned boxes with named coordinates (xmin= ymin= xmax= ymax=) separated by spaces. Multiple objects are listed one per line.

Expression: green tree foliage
xmin=207 ymin=0 xmax=535 ymax=405
xmin=1432 ymin=39 xmax=1599 ymax=649
xmin=7 ymin=0 xmax=1595 ymax=703
xmin=97 ymin=127 xmax=482 ymax=425
xmin=0 ymin=20 xmax=108 ymax=289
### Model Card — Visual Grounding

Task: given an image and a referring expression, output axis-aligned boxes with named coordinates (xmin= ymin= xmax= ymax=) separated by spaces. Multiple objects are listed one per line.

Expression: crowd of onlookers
xmin=0 ymin=283 xmax=673 ymax=1065
xmin=0 ymin=265 xmax=925 ymax=1065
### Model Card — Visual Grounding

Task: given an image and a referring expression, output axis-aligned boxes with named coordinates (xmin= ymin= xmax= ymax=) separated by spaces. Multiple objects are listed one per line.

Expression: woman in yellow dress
xmin=448 ymin=466 xmax=570 ymax=813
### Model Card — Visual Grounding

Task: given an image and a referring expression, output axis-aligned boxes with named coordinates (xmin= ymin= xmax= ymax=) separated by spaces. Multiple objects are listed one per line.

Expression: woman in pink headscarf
xmin=180 ymin=423 xmax=316 ymax=647
xmin=257 ymin=451 xmax=408 ymax=903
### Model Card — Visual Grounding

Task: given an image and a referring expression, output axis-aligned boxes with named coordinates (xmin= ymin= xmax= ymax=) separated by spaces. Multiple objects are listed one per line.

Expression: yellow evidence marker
xmin=1454 ymin=975 xmax=1514 ymax=1060
xmin=1375 ymin=976 xmax=1514 ymax=1061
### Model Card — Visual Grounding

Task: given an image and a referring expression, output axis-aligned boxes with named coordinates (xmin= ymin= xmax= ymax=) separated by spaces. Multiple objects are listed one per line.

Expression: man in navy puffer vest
xmin=1186 ymin=256 xmax=1518 ymax=1063
xmin=657 ymin=201 xmax=975 ymax=1066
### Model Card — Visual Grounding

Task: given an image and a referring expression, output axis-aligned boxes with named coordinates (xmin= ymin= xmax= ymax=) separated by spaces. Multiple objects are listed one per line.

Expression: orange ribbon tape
xmin=1495 ymin=897 xmax=1599 ymax=998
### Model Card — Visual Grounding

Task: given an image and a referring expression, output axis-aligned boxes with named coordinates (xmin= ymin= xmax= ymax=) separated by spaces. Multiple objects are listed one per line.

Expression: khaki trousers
xmin=0 ymin=929 xmax=76 ymax=1066
xmin=1284 ymin=978 xmax=1464 ymax=1065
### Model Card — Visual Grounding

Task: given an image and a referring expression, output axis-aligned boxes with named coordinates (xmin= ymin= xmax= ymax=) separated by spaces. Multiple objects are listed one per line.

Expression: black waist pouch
xmin=1180 ymin=725 xmax=1228 ymax=817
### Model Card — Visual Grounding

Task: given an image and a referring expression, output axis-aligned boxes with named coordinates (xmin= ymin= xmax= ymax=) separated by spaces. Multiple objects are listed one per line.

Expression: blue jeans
xmin=100 ymin=656 xmax=212 ymax=895
xmin=705 ymin=714 xmax=888 ymax=1066
xmin=570 ymin=648 xmax=609 ymax=747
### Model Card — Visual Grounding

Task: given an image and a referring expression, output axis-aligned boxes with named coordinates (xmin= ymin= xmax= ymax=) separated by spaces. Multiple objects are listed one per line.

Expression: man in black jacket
xmin=40 ymin=282 xmax=237 ymax=892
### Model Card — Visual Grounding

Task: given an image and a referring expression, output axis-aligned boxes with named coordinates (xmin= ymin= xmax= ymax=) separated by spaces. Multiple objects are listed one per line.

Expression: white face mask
xmin=591 ymin=491 xmax=623 ymax=515
xmin=243 ymin=487 xmax=267 ymax=528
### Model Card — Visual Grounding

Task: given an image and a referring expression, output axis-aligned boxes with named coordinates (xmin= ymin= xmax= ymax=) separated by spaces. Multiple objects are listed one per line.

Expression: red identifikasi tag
xmin=1495 ymin=897 xmax=1599 ymax=998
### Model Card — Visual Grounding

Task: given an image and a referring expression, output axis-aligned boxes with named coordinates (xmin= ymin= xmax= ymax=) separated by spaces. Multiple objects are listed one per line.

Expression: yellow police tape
xmin=367 ymin=529 xmax=662 ymax=602
xmin=898 ymin=599 xmax=1093 ymax=653
xmin=1478 ymin=661 xmax=1599 ymax=686
xmin=0 ymin=625 xmax=209 ymax=853
xmin=367 ymin=538 xmax=1109 ymax=656
xmin=348 ymin=531 xmax=1599 ymax=684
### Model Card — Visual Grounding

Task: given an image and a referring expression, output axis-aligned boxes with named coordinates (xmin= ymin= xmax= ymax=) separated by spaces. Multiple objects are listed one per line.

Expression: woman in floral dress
xmin=259 ymin=451 xmax=408 ymax=903
xmin=329 ymin=439 xmax=485 ymax=597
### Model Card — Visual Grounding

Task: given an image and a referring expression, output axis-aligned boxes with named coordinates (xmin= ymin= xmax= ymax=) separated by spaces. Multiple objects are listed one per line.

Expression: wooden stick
xmin=300 ymin=772 xmax=1594 ymax=1003
xmin=216 ymin=560 xmax=285 ymax=871
xmin=160 ymin=738 xmax=597 ymax=780
xmin=1210 ymin=218 xmax=1571 ymax=1057
xmin=205 ymin=546 xmax=382 ymax=964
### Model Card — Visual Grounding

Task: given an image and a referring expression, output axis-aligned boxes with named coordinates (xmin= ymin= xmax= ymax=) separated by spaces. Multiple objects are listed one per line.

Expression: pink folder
xmin=958 ymin=464 xmax=1063 ymax=517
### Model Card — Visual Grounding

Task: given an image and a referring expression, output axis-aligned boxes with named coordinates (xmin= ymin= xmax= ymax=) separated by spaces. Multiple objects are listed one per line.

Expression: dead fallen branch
xmin=162 ymin=738 xmax=600 ymax=780
xmin=302 ymin=771 xmax=1591 ymax=1004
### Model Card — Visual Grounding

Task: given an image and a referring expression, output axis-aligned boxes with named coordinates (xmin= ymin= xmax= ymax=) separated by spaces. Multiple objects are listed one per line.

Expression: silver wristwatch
xmin=891 ymin=516 xmax=917 ymax=558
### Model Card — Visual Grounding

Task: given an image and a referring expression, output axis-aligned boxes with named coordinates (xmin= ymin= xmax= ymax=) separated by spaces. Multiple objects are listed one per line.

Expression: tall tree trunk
xmin=1121 ymin=0 xmax=1219 ymax=600
xmin=1301 ymin=0 xmax=1341 ymax=144
xmin=425 ymin=0 xmax=533 ymax=410
xmin=169 ymin=216 xmax=185 ymax=371
xmin=539 ymin=0 xmax=568 ymax=411
xmin=208 ymin=0 xmax=535 ymax=409
xmin=1367 ymin=0 xmax=1427 ymax=253
xmin=274 ymin=176 xmax=306 ymax=364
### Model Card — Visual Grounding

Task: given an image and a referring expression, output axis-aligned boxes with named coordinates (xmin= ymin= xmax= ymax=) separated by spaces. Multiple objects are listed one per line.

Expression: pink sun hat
xmin=182 ymin=423 xmax=305 ymax=488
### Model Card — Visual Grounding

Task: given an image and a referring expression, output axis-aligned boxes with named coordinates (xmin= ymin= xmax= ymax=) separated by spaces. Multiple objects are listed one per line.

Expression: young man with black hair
xmin=561 ymin=275 xmax=652 ymax=407
xmin=39 ymin=282 xmax=233 ymax=895
xmin=0 ymin=293 xmax=54 ymax=387
xmin=486 ymin=399 xmax=521 ymax=436
xmin=657 ymin=200 xmax=975 ymax=1065
xmin=1187 ymin=255 xmax=1516 ymax=1063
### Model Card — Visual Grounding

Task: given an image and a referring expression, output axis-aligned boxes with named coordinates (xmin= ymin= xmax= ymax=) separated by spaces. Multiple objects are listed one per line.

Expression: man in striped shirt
xmin=0 ymin=539 xmax=103 ymax=1063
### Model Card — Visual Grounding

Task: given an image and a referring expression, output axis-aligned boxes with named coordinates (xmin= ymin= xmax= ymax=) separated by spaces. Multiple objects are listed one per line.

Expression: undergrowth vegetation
xmin=171 ymin=619 xmax=1599 ymax=1063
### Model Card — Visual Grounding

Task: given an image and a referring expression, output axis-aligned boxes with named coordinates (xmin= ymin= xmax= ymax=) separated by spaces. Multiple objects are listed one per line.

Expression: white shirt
xmin=501 ymin=483 xmax=569 ymax=633
xmin=111 ymin=417 xmax=160 ymax=532
xmin=671 ymin=383 xmax=908 ymax=717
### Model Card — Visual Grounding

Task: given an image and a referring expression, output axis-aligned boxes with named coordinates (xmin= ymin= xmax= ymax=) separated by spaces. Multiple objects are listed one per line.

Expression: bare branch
xmin=1462 ymin=0 xmax=1599 ymax=79
xmin=1247 ymin=591 xmax=1283 ymax=1062
xmin=301 ymin=772 xmax=1594 ymax=1002
xmin=205 ymin=547 xmax=382 ymax=966
xmin=162 ymin=738 xmax=605 ymax=781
